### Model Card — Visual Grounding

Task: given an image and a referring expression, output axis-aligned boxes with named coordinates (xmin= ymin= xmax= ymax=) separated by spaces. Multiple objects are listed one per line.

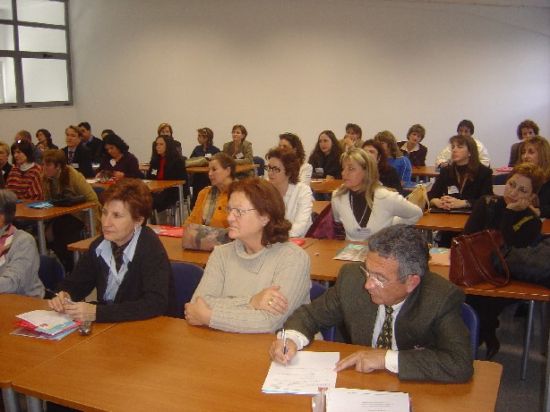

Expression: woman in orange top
xmin=185 ymin=153 xmax=235 ymax=228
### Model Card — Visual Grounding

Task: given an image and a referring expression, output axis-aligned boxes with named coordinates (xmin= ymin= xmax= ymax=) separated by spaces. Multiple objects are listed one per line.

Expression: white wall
xmin=0 ymin=0 xmax=548 ymax=167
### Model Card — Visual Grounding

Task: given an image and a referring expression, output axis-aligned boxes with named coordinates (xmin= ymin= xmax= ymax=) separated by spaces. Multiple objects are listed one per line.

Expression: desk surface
xmin=68 ymin=230 xmax=317 ymax=268
xmin=12 ymin=317 xmax=501 ymax=412
xmin=415 ymin=212 xmax=470 ymax=232
xmin=412 ymin=166 xmax=439 ymax=178
xmin=305 ymin=239 xmax=550 ymax=303
xmin=0 ymin=294 xmax=113 ymax=388
xmin=15 ymin=201 xmax=96 ymax=220
xmin=312 ymin=200 xmax=330 ymax=215
xmin=90 ymin=179 xmax=184 ymax=193
xmin=186 ymin=163 xmax=256 ymax=174
xmin=310 ymin=179 xmax=342 ymax=194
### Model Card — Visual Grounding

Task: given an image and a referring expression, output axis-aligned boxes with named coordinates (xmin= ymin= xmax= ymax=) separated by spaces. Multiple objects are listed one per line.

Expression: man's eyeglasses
xmin=264 ymin=165 xmax=282 ymax=174
xmin=361 ymin=266 xmax=391 ymax=289
xmin=226 ymin=207 xmax=256 ymax=218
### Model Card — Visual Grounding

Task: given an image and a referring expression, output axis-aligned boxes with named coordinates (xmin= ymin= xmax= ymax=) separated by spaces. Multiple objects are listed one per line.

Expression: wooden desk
xmin=69 ymin=233 xmax=317 ymax=269
xmin=312 ymin=200 xmax=330 ymax=215
xmin=0 ymin=294 xmax=114 ymax=412
xmin=412 ymin=166 xmax=439 ymax=180
xmin=310 ymin=179 xmax=343 ymax=194
xmin=186 ymin=163 xmax=257 ymax=174
xmin=92 ymin=179 xmax=186 ymax=223
xmin=16 ymin=201 xmax=97 ymax=255
xmin=13 ymin=317 xmax=501 ymax=412
xmin=416 ymin=212 xmax=550 ymax=235
xmin=304 ymin=239 xmax=363 ymax=282
xmin=415 ymin=212 xmax=469 ymax=232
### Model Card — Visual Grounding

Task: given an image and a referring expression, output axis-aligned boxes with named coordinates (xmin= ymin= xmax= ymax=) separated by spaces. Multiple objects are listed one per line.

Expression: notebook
xmin=429 ymin=206 xmax=472 ymax=214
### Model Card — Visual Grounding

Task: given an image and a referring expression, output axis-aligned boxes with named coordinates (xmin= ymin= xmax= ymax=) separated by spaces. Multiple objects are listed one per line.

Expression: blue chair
xmin=253 ymin=156 xmax=265 ymax=176
xmin=39 ymin=255 xmax=65 ymax=298
xmin=461 ymin=302 xmax=480 ymax=359
xmin=310 ymin=281 xmax=336 ymax=341
xmin=171 ymin=262 xmax=204 ymax=318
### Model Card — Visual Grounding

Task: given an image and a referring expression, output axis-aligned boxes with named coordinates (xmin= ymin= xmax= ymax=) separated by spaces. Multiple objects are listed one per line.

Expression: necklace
xmin=349 ymin=191 xmax=369 ymax=228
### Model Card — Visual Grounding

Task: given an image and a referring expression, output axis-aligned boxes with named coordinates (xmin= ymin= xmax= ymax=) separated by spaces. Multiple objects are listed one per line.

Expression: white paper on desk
xmin=326 ymin=388 xmax=410 ymax=412
xmin=262 ymin=351 xmax=339 ymax=395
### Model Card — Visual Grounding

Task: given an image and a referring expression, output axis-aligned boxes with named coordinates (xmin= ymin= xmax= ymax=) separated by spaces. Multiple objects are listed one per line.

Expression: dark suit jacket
xmin=285 ymin=264 xmax=473 ymax=382
xmin=58 ymin=226 xmax=176 ymax=322
xmin=63 ymin=144 xmax=94 ymax=178
xmin=83 ymin=135 xmax=104 ymax=164
xmin=428 ymin=164 xmax=493 ymax=206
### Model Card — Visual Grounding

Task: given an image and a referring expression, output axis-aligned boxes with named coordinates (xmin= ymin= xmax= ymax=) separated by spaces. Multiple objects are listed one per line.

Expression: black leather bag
xmin=51 ymin=195 xmax=86 ymax=207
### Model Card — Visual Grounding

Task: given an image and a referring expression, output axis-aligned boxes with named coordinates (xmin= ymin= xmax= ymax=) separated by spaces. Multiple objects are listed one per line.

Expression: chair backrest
xmin=39 ymin=255 xmax=65 ymax=298
xmin=171 ymin=262 xmax=204 ymax=318
xmin=310 ymin=281 xmax=336 ymax=342
xmin=253 ymin=156 xmax=265 ymax=176
xmin=461 ymin=302 xmax=480 ymax=359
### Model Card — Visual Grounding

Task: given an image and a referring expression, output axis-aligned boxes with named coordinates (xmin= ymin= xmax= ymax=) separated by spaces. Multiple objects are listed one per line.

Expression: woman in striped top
xmin=6 ymin=139 xmax=43 ymax=200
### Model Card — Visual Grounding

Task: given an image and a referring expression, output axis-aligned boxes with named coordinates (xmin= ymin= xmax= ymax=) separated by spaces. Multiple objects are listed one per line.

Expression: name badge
xmin=71 ymin=163 xmax=80 ymax=169
xmin=151 ymin=169 xmax=158 ymax=176
xmin=236 ymin=153 xmax=244 ymax=159
xmin=447 ymin=185 xmax=459 ymax=195
xmin=356 ymin=227 xmax=371 ymax=239
xmin=315 ymin=167 xmax=324 ymax=174
xmin=110 ymin=158 xmax=117 ymax=167
xmin=205 ymin=153 xmax=212 ymax=159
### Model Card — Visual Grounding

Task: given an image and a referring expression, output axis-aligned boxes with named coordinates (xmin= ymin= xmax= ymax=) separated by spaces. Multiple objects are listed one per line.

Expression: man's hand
xmin=335 ymin=349 xmax=387 ymax=373
xmin=269 ymin=338 xmax=298 ymax=365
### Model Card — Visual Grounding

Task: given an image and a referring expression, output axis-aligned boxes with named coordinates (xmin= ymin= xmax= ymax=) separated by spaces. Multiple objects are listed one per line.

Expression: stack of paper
xmin=326 ymin=388 xmax=410 ymax=412
xmin=262 ymin=351 xmax=339 ymax=395
xmin=12 ymin=310 xmax=80 ymax=340
xmin=333 ymin=244 xmax=369 ymax=262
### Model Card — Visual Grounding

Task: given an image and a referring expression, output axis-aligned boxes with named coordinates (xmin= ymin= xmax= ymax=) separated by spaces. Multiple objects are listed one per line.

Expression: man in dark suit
xmin=78 ymin=121 xmax=104 ymax=164
xmin=269 ymin=224 xmax=473 ymax=383
xmin=62 ymin=126 xmax=94 ymax=178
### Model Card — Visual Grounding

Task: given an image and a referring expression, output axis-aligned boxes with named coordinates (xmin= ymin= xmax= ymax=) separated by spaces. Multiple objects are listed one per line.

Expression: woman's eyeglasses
xmin=264 ymin=165 xmax=282 ymax=173
xmin=225 ymin=207 xmax=256 ymax=218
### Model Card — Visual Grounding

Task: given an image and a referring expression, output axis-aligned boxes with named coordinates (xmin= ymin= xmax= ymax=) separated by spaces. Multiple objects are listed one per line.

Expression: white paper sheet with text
xmin=262 ymin=351 xmax=339 ymax=395
xmin=326 ymin=388 xmax=410 ymax=412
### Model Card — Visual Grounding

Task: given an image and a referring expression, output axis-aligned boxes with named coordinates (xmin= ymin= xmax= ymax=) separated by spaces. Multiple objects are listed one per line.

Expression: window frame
xmin=0 ymin=0 xmax=72 ymax=109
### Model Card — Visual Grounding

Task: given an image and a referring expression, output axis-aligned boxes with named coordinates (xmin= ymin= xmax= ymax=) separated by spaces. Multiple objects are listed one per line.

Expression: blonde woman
xmin=331 ymin=148 xmax=422 ymax=241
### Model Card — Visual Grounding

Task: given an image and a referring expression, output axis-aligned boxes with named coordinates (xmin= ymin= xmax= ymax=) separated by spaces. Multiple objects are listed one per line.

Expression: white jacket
xmin=331 ymin=187 xmax=423 ymax=241
xmin=284 ymin=183 xmax=313 ymax=237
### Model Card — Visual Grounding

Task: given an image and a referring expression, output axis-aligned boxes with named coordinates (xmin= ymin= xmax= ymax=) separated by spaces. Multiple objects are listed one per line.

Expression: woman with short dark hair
xmin=185 ymin=177 xmax=311 ymax=333
xmin=97 ymin=133 xmax=143 ymax=179
xmin=6 ymin=139 xmax=43 ymax=200
xmin=509 ymin=119 xmax=539 ymax=167
xmin=397 ymin=124 xmax=428 ymax=167
xmin=49 ymin=179 xmax=175 ymax=322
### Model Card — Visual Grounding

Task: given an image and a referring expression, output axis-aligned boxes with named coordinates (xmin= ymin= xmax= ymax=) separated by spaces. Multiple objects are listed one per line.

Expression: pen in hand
xmin=282 ymin=328 xmax=287 ymax=355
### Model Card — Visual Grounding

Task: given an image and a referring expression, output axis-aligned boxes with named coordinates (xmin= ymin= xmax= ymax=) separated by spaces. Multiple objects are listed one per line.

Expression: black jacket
xmin=63 ymin=144 xmax=94 ymax=178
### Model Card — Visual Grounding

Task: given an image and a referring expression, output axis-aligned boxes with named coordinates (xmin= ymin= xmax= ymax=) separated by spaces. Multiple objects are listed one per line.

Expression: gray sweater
xmin=0 ymin=229 xmax=44 ymax=298
xmin=193 ymin=240 xmax=311 ymax=333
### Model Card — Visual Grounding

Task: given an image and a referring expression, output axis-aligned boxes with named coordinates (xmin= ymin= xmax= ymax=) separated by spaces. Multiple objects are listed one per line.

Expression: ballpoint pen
xmin=282 ymin=328 xmax=287 ymax=355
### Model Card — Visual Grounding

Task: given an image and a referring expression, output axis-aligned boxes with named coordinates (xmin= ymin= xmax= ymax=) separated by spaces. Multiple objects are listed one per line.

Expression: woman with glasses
xmin=332 ymin=148 xmax=422 ymax=241
xmin=184 ymin=177 xmax=311 ymax=333
xmin=464 ymin=163 xmax=545 ymax=359
xmin=266 ymin=147 xmax=313 ymax=237
xmin=185 ymin=153 xmax=235 ymax=228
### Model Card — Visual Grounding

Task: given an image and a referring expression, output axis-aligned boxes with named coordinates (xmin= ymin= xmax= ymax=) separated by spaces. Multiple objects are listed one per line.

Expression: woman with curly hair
xmin=97 ymin=133 xmax=143 ymax=179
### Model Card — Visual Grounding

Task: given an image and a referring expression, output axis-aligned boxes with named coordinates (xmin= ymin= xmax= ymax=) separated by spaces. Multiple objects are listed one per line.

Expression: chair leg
xmin=541 ymin=302 xmax=549 ymax=356
xmin=521 ymin=300 xmax=535 ymax=380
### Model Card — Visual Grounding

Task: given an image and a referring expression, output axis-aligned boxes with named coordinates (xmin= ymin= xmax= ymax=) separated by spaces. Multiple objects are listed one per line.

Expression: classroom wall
xmin=0 ymin=0 xmax=548 ymax=167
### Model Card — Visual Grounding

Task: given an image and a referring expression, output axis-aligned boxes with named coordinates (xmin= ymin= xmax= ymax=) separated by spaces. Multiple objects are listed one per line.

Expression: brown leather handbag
xmin=449 ymin=229 xmax=510 ymax=287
